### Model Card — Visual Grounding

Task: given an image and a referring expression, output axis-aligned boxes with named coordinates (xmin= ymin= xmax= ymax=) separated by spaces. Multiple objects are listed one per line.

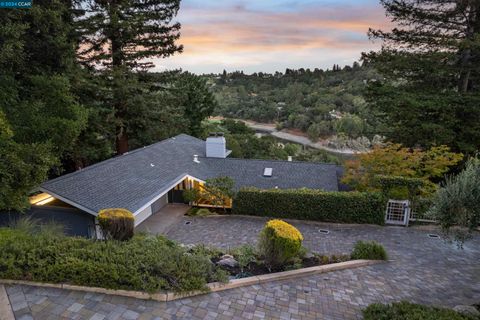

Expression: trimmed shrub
xmin=233 ymin=188 xmax=384 ymax=225
xmin=258 ymin=219 xmax=303 ymax=270
xmin=0 ymin=228 xmax=227 ymax=293
xmin=351 ymin=241 xmax=388 ymax=260
xmin=363 ymin=301 xmax=474 ymax=320
xmin=98 ymin=208 xmax=134 ymax=241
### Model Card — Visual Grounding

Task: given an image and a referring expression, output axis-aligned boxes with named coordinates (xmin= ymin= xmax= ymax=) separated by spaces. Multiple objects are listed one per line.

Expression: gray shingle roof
xmin=41 ymin=134 xmax=340 ymax=214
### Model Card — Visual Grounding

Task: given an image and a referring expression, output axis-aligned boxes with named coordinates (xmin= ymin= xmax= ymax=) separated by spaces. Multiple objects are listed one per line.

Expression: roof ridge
xmin=42 ymin=134 xmax=197 ymax=186
xmin=199 ymin=156 xmax=340 ymax=166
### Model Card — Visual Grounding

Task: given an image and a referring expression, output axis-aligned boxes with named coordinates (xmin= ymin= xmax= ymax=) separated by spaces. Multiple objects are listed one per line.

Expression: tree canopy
xmin=363 ymin=0 xmax=480 ymax=154
xmin=342 ymin=143 xmax=463 ymax=194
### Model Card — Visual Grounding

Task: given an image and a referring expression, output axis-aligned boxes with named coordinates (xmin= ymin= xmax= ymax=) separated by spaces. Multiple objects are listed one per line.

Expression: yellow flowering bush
xmin=98 ymin=208 xmax=134 ymax=241
xmin=265 ymin=219 xmax=303 ymax=242
xmin=258 ymin=219 xmax=304 ymax=270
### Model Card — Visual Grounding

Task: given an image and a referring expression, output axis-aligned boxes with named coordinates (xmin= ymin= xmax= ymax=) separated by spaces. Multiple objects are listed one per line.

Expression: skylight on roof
xmin=263 ymin=168 xmax=273 ymax=177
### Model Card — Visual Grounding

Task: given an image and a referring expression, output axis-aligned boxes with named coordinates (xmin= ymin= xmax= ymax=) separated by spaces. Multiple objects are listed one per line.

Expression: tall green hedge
xmin=232 ymin=188 xmax=385 ymax=225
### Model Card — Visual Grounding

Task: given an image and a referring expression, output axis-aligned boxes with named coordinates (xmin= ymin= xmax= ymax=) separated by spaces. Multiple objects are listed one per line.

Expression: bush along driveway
xmin=5 ymin=215 xmax=480 ymax=319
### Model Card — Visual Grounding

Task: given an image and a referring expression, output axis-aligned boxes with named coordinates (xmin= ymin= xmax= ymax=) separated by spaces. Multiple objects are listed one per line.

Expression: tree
xmin=173 ymin=72 xmax=217 ymax=137
xmin=334 ymin=114 xmax=364 ymax=138
xmin=77 ymin=0 xmax=183 ymax=154
xmin=307 ymin=123 xmax=321 ymax=142
xmin=202 ymin=176 xmax=235 ymax=212
xmin=342 ymin=143 xmax=463 ymax=193
xmin=428 ymin=157 xmax=480 ymax=244
xmin=364 ymin=0 xmax=480 ymax=154
xmin=0 ymin=0 xmax=87 ymax=160
xmin=0 ymin=0 xmax=87 ymax=209
xmin=0 ymin=111 xmax=55 ymax=211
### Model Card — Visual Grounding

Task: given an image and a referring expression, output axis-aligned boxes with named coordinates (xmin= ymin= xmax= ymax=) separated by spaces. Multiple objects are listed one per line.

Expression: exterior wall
xmin=151 ymin=194 xmax=168 ymax=213
xmin=134 ymin=193 xmax=168 ymax=227
xmin=0 ymin=206 xmax=96 ymax=238
xmin=134 ymin=205 xmax=152 ymax=227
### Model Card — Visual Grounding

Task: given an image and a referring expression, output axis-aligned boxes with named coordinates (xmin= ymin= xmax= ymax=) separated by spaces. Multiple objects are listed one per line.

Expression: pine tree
xmin=77 ymin=0 xmax=183 ymax=154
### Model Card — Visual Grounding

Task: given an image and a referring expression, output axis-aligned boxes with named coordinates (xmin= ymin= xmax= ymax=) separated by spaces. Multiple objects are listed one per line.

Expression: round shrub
xmin=258 ymin=219 xmax=304 ymax=270
xmin=351 ymin=240 xmax=388 ymax=260
xmin=98 ymin=208 xmax=134 ymax=241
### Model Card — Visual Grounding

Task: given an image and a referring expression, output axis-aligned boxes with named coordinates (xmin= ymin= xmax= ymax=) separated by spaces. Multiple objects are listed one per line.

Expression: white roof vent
xmin=263 ymin=168 xmax=273 ymax=177
xmin=193 ymin=155 xmax=200 ymax=163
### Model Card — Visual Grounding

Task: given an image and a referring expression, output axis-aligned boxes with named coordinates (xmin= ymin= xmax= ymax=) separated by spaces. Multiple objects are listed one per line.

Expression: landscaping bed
xmin=0 ymin=219 xmax=387 ymax=296
xmin=211 ymin=252 xmax=350 ymax=278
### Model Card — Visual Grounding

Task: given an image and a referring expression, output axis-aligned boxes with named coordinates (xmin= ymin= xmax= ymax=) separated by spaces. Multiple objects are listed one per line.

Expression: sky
xmin=152 ymin=0 xmax=391 ymax=74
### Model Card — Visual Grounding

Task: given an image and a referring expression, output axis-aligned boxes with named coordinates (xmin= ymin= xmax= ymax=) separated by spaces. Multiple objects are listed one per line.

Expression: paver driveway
xmin=6 ymin=215 xmax=480 ymax=320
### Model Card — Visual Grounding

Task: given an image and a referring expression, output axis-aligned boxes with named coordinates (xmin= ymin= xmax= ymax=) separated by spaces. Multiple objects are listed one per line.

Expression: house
xmin=29 ymin=133 xmax=342 ymax=237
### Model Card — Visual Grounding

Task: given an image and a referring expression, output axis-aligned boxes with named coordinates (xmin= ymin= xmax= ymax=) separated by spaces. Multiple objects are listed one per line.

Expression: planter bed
xmin=0 ymin=220 xmax=387 ymax=301
xmin=0 ymin=259 xmax=382 ymax=302
xmin=211 ymin=253 xmax=352 ymax=279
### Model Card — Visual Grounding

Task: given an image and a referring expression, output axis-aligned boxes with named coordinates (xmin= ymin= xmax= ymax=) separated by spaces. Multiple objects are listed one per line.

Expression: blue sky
xmin=152 ymin=0 xmax=389 ymax=74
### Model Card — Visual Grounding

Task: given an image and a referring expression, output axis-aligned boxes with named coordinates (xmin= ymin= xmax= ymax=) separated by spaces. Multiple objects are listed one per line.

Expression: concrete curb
xmin=0 ymin=259 xmax=383 ymax=303
xmin=0 ymin=285 xmax=15 ymax=320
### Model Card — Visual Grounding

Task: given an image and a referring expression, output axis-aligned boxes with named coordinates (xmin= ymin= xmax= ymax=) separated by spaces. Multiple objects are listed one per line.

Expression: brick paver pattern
xmin=6 ymin=215 xmax=480 ymax=320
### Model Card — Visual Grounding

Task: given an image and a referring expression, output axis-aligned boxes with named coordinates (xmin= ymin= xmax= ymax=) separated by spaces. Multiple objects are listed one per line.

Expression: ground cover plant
xmin=351 ymin=241 xmax=388 ymax=260
xmin=185 ymin=207 xmax=217 ymax=217
xmin=363 ymin=301 xmax=476 ymax=320
xmin=0 ymin=222 xmax=227 ymax=293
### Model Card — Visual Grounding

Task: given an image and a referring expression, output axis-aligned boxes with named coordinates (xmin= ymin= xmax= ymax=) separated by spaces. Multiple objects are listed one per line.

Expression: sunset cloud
xmin=152 ymin=0 xmax=390 ymax=74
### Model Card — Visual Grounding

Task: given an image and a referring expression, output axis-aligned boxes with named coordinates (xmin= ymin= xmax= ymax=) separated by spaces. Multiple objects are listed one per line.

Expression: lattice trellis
xmin=385 ymin=200 xmax=410 ymax=226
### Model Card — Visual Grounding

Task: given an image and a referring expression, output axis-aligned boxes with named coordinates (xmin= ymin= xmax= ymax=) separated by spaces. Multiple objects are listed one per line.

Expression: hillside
xmin=206 ymin=64 xmax=384 ymax=152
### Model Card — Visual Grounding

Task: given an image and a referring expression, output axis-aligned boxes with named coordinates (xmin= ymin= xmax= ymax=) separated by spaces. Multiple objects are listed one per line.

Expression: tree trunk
xmin=116 ymin=126 xmax=129 ymax=155
xmin=457 ymin=1 xmax=478 ymax=93
xmin=109 ymin=0 xmax=129 ymax=155
xmin=458 ymin=50 xmax=472 ymax=93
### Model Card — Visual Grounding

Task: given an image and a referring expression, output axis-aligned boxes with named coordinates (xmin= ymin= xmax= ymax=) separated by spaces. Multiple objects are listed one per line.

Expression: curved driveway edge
xmin=0 ymin=259 xmax=383 ymax=303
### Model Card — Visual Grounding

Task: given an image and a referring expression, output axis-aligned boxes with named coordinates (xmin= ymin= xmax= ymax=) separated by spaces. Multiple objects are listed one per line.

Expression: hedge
xmin=232 ymin=188 xmax=385 ymax=225
xmin=363 ymin=301 xmax=475 ymax=320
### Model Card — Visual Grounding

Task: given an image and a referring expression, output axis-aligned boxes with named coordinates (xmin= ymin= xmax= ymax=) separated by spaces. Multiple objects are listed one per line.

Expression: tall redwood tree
xmin=77 ymin=0 xmax=183 ymax=154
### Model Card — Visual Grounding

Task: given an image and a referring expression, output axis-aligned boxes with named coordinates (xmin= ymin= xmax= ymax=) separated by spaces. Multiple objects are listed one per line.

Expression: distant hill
xmin=205 ymin=63 xmax=380 ymax=152
xmin=205 ymin=63 xmax=384 ymax=150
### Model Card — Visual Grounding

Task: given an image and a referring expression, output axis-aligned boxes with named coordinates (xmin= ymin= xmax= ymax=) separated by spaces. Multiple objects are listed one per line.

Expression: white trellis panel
xmin=385 ymin=200 xmax=410 ymax=226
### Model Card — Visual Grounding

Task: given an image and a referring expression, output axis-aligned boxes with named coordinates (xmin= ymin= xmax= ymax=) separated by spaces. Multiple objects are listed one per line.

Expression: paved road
xmin=6 ymin=216 xmax=480 ymax=319
xmin=238 ymin=119 xmax=360 ymax=155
